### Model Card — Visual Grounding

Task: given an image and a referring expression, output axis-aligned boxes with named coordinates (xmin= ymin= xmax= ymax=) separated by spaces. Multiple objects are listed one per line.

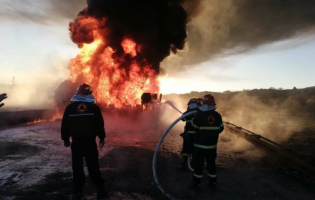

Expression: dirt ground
xmin=0 ymin=109 xmax=315 ymax=200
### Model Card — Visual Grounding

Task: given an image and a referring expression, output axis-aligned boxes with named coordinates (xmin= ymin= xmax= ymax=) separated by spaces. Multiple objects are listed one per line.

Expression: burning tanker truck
xmin=54 ymin=0 xmax=187 ymax=111
xmin=141 ymin=93 xmax=162 ymax=110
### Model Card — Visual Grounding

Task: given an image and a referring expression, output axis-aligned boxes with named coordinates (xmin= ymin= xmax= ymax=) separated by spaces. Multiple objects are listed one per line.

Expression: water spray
xmin=163 ymin=101 xmax=183 ymax=114
xmin=152 ymin=103 xmax=197 ymax=199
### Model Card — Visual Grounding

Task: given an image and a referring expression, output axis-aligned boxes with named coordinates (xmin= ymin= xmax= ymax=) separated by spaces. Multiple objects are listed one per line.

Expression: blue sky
xmin=1 ymin=21 xmax=314 ymax=94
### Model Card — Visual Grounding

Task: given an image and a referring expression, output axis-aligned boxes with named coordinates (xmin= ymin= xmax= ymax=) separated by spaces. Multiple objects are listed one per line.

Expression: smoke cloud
xmin=3 ymin=0 xmax=315 ymax=68
xmin=0 ymin=0 xmax=85 ymax=24
xmin=0 ymin=57 xmax=69 ymax=110
xmin=163 ymin=92 xmax=304 ymax=156
xmin=176 ymin=0 xmax=315 ymax=67
xmin=70 ymin=0 xmax=188 ymax=73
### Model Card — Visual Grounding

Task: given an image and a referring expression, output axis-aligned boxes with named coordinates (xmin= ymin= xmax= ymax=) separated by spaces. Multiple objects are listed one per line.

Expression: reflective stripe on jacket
xmin=192 ymin=110 xmax=224 ymax=147
xmin=194 ymin=143 xmax=217 ymax=149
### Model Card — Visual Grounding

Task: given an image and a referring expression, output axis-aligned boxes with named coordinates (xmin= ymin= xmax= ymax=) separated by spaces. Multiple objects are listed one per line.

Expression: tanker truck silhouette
xmin=141 ymin=93 xmax=162 ymax=110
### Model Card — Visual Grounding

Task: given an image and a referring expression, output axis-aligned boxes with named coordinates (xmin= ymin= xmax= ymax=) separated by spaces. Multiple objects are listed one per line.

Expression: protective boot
xmin=209 ymin=177 xmax=217 ymax=191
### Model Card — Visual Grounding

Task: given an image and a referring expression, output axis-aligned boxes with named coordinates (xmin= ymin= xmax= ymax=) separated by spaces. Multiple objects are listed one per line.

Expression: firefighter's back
xmin=65 ymin=102 xmax=101 ymax=139
xmin=193 ymin=110 xmax=223 ymax=147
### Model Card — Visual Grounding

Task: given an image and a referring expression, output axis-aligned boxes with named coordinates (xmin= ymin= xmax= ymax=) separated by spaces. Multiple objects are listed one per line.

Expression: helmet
xmin=203 ymin=94 xmax=216 ymax=105
xmin=187 ymin=98 xmax=200 ymax=109
xmin=197 ymin=98 xmax=203 ymax=105
xmin=187 ymin=98 xmax=198 ymax=105
xmin=76 ymin=83 xmax=93 ymax=95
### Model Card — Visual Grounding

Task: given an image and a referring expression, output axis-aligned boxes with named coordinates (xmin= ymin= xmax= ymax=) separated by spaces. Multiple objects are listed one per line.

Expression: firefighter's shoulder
xmin=212 ymin=110 xmax=222 ymax=119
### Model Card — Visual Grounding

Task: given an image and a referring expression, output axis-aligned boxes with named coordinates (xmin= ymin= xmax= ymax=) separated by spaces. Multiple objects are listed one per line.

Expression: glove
xmin=0 ymin=93 xmax=7 ymax=102
xmin=99 ymin=139 xmax=105 ymax=148
xmin=64 ymin=140 xmax=70 ymax=147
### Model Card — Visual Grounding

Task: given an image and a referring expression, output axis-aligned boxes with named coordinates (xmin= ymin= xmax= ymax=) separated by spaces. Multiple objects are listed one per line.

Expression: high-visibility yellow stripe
xmin=186 ymin=120 xmax=192 ymax=122
xmin=191 ymin=118 xmax=223 ymax=130
xmin=187 ymin=131 xmax=196 ymax=134
xmin=199 ymin=126 xmax=221 ymax=130
xmin=208 ymin=173 xmax=217 ymax=178
xmin=194 ymin=173 xmax=203 ymax=178
xmin=194 ymin=143 xmax=217 ymax=149
xmin=191 ymin=119 xmax=199 ymax=129
xmin=181 ymin=153 xmax=188 ymax=156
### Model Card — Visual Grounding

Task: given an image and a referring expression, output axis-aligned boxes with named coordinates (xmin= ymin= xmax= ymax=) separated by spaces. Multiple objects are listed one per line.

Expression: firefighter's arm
xmin=191 ymin=115 xmax=201 ymax=130
xmin=181 ymin=110 xmax=188 ymax=122
xmin=0 ymin=93 xmax=7 ymax=108
xmin=0 ymin=93 xmax=7 ymax=102
xmin=95 ymin=106 xmax=106 ymax=141
xmin=61 ymin=106 xmax=70 ymax=141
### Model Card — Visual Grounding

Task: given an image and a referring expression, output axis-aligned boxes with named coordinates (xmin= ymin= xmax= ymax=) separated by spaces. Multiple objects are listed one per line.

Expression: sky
xmin=1 ymin=17 xmax=315 ymax=94
xmin=160 ymin=36 xmax=315 ymax=93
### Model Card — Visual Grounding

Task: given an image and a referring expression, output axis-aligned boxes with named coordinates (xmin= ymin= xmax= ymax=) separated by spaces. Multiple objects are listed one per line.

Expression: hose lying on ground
xmin=152 ymin=110 xmax=197 ymax=200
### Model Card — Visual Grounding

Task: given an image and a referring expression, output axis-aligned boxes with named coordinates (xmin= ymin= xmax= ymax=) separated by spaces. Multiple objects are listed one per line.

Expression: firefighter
xmin=180 ymin=98 xmax=200 ymax=171
xmin=191 ymin=94 xmax=224 ymax=190
xmin=61 ymin=83 xmax=107 ymax=200
xmin=0 ymin=93 xmax=7 ymax=108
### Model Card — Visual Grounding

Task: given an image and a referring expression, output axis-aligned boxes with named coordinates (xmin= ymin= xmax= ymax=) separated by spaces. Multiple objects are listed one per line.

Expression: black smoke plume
xmin=179 ymin=0 xmax=315 ymax=66
xmin=70 ymin=0 xmax=188 ymax=73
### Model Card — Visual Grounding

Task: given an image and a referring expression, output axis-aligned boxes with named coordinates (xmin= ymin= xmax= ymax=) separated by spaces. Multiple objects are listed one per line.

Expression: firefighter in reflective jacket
xmin=180 ymin=98 xmax=200 ymax=170
xmin=61 ymin=83 xmax=107 ymax=200
xmin=191 ymin=94 xmax=224 ymax=189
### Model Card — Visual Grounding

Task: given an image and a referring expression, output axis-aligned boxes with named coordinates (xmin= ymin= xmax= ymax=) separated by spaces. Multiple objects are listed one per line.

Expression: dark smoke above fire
xmin=71 ymin=0 xmax=188 ymax=73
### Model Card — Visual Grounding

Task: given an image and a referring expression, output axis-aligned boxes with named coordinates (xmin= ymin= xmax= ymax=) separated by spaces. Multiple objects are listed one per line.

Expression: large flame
xmin=68 ymin=13 xmax=159 ymax=108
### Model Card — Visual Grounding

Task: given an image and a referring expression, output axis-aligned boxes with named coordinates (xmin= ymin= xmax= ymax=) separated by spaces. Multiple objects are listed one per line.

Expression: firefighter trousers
xmin=192 ymin=147 xmax=217 ymax=183
xmin=71 ymin=139 xmax=105 ymax=192
xmin=181 ymin=133 xmax=196 ymax=156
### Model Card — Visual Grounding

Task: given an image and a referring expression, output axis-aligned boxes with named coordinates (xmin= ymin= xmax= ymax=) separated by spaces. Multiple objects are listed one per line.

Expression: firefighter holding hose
xmin=191 ymin=94 xmax=224 ymax=190
xmin=61 ymin=83 xmax=107 ymax=200
xmin=180 ymin=98 xmax=200 ymax=171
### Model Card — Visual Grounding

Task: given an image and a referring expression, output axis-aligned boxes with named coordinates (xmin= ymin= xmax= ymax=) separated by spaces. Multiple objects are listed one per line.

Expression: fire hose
xmin=152 ymin=110 xmax=197 ymax=200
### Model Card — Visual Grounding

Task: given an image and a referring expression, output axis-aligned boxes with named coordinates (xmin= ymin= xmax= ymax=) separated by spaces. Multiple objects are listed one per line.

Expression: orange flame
xmin=26 ymin=119 xmax=46 ymax=125
xmin=69 ymin=15 xmax=159 ymax=108
xmin=49 ymin=108 xmax=62 ymax=122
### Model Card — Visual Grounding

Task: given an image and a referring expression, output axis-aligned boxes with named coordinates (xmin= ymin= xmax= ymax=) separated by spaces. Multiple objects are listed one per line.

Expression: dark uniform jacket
xmin=61 ymin=102 xmax=106 ymax=141
xmin=182 ymin=108 xmax=199 ymax=134
xmin=191 ymin=110 xmax=224 ymax=149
